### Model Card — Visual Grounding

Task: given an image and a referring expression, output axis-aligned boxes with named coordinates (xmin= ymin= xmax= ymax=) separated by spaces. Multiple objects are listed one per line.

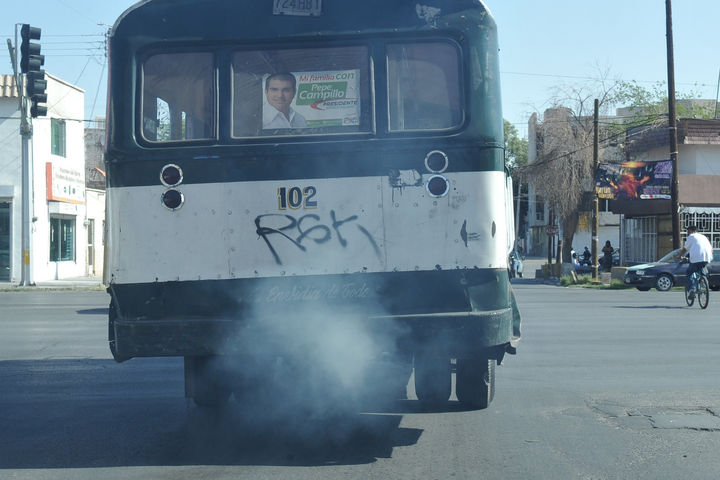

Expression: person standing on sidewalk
xmin=601 ymin=241 xmax=614 ymax=272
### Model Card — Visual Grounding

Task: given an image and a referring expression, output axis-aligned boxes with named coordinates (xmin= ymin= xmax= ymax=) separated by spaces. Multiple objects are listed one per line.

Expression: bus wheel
xmin=187 ymin=356 xmax=231 ymax=408
xmin=455 ymin=358 xmax=495 ymax=409
xmin=413 ymin=355 xmax=451 ymax=405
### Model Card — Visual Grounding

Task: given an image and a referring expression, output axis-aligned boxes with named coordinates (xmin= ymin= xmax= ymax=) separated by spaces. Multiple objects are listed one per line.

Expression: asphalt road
xmin=1 ymin=285 xmax=720 ymax=479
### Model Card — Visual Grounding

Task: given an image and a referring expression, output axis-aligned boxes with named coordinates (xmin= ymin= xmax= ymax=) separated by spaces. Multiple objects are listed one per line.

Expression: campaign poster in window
xmin=262 ymin=70 xmax=361 ymax=129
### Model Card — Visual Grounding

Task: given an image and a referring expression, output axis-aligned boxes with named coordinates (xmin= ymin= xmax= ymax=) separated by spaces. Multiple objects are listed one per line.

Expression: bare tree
xmin=523 ymin=73 xmax=624 ymax=264
xmin=523 ymin=70 xmax=713 ymax=266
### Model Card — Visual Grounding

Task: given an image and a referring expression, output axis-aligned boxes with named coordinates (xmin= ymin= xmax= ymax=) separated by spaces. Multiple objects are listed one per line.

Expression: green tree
xmin=504 ymin=119 xmax=528 ymax=173
xmin=615 ymin=80 xmax=715 ymax=127
xmin=504 ymin=120 xmax=529 ymax=245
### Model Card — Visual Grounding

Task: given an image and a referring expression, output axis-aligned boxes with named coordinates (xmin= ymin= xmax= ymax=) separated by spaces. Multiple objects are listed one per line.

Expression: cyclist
xmin=676 ymin=225 xmax=713 ymax=298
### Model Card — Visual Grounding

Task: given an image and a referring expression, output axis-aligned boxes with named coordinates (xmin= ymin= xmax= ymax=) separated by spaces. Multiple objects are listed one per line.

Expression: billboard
xmin=594 ymin=160 xmax=672 ymax=201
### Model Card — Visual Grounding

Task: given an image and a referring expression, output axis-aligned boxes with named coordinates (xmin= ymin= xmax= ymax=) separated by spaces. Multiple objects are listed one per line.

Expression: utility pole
xmin=12 ymin=24 xmax=46 ymax=286
xmin=9 ymin=28 xmax=35 ymax=286
xmin=514 ymin=180 xmax=521 ymax=250
xmin=592 ymin=99 xmax=599 ymax=279
xmin=666 ymin=0 xmax=681 ymax=249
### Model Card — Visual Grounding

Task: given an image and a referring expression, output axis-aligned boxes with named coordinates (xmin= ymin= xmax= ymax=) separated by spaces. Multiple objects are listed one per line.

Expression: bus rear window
xmin=387 ymin=42 xmax=462 ymax=131
xmin=141 ymin=52 xmax=215 ymax=142
xmin=232 ymin=46 xmax=371 ymax=137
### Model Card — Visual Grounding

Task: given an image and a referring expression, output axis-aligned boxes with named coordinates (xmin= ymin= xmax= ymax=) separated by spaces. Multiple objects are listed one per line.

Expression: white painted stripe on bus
xmin=107 ymin=171 xmax=511 ymax=284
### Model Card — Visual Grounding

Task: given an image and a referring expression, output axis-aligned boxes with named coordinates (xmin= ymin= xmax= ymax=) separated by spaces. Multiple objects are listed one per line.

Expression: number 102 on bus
xmin=273 ymin=0 xmax=322 ymax=16
xmin=277 ymin=186 xmax=318 ymax=210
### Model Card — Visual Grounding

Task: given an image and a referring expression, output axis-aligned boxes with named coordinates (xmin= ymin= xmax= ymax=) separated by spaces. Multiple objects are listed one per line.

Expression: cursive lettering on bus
xmin=255 ymin=282 xmax=372 ymax=304
xmin=255 ymin=210 xmax=381 ymax=265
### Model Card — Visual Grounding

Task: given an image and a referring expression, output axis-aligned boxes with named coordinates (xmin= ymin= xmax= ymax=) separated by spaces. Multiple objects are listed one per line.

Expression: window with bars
xmin=681 ymin=212 xmax=720 ymax=247
xmin=623 ymin=216 xmax=657 ymax=264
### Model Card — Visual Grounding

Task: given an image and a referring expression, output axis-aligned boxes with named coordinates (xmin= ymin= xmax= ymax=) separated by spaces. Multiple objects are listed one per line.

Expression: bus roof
xmin=112 ymin=0 xmax=496 ymax=43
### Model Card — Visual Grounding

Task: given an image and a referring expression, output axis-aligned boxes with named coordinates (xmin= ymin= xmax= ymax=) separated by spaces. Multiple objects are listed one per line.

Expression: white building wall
xmin=0 ymin=72 xmax=88 ymax=283
xmin=630 ymin=144 xmax=720 ymax=175
xmin=681 ymin=145 xmax=720 ymax=175
xmin=85 ymin=188 xmax=105 ymax=276
xmin=30 ymin=73 xmax=87 ymax=281
xmin=0 ymin=94 xmax=21 ymax=282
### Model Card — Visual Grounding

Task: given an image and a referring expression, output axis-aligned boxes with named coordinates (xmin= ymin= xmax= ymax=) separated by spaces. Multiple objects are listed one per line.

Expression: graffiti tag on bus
xmin=255 ymin=210 xmax=381 ymax=265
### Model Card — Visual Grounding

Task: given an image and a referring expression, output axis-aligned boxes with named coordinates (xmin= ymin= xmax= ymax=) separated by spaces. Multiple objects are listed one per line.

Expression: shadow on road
xmin=0 ymin=358 xmax=423 ymax=469
xmin=612 ymin=305 xmax=690 ymax=310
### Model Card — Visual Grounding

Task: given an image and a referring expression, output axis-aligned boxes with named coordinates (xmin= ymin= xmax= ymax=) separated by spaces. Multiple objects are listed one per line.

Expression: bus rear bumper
xmin=110 ymin=307 xmax=519 ymax=362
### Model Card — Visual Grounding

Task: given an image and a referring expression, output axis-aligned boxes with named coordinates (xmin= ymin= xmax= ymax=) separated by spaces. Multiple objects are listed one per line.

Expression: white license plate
xmin=273 ymin=0 xmax=322 ymax=16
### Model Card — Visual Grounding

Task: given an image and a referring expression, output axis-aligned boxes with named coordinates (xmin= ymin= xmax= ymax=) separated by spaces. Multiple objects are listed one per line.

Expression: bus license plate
xmin=273 ymin=0 xmax=322 ymax=16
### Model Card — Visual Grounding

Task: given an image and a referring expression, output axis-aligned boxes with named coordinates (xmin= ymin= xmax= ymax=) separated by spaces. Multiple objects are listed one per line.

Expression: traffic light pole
xmin=20 ymin=96 xmax=34 ymax=286
xmin=10 ymin=24 xmax=35 ymax=286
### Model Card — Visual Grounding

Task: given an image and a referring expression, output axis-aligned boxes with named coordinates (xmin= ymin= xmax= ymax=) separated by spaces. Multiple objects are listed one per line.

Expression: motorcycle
xmin=580 ymin=247 xmax=592 ymax=267
xmin=509 ymin=250 xmax=524 ymax=278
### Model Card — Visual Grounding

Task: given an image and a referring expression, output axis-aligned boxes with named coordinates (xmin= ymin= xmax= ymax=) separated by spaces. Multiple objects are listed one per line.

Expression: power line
xmin=51 ymin=0 xmax=111 ymax=28
xmin=501 ymin=70 xmax=716 ymax=89
xmin=528 ymin=122 xmax=661 ymax=169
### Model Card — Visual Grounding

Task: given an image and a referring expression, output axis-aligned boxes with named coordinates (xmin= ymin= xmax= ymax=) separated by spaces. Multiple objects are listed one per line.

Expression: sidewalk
xmin=519 ymin=256 xmax=544 ymax=280
xmin=0 ymin=276 xmax=105 ymax=291
xmin=514 ymin=256 xmax=619 ymax=286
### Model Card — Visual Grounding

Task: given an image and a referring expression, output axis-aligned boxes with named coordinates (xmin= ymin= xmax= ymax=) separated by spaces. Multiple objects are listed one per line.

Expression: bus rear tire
xmin=187 ymin=356 xmax=231 ymax=408
xmin=455 ymin=357 xmax=495 ymax=409
xmin=413 ymin=355 xmax=451 ymax=405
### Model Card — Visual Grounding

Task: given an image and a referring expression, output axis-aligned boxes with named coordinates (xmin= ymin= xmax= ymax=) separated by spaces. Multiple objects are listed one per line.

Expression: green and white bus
xmin=105 ymin=0 xmax=521 ymax=409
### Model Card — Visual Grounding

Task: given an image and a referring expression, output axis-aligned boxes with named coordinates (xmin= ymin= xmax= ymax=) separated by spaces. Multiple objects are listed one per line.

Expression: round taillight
xmin=426 ymin=175 xmax=450 ymax=198
xmin=162 ymin=189 xmax=184 ymax=210
xmin=425 ymin=150 xmax=448 ymax=173
xmin=160 ymin=164 xmax=183 ymax=187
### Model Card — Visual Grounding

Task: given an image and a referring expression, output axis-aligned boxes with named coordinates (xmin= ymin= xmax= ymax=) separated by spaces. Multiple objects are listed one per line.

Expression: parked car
xmin=624 ymin=248 xmax=720 ymax=292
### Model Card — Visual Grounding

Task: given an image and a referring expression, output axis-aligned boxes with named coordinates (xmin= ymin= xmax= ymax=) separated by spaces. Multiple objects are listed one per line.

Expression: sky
xmin=3 ymin=0 xmax=719 ymax=136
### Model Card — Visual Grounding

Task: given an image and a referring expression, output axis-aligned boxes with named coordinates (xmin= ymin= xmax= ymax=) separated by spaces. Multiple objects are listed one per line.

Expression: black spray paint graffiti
xmin=255 ymin=211 xmax=382 ymax=265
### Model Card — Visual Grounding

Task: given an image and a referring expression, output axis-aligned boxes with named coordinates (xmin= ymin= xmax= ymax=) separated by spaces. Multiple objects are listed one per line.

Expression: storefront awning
xmin=680 ymin=206 xmax=720 ymax=215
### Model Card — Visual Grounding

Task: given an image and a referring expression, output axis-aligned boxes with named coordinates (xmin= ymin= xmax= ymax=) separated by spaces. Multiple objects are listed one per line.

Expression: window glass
xmin=51 ymin=119 xmax=66 ymax=157
xmin=535 ymin=195 xmax=545 ymax=221
xmin=387 ymin=42 xmax=462 ymax=131
xmin=232 ymin=46 xmax=371 ymax=137
xmin=142 ymin=52 xmax=215 ymax=142
xmin=50 ymin=217 xmax=75 ymax=262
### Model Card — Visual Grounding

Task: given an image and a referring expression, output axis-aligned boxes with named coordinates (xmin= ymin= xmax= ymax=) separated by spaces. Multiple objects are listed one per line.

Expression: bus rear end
xmin=106 ymin=0 xmax=520 ymax=409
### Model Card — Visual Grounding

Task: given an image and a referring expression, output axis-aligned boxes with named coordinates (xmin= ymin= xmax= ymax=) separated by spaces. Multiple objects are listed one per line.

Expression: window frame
xmin=137 ymin=49 xmax=218 ymax=145
xmin=49 ymin=216 xmax=76 ymax=262
xmin=135 ymin=36 xmax=468 ymax=146
xmin=385 ymin=39 xmax=465 ymax=134
xmin=51 ymin=118 xmax=67 ymax=157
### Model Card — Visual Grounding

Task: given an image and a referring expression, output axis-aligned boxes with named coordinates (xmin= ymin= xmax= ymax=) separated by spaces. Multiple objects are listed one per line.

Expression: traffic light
xmin=20 ymin=24 xmax=47 ymax=118
xmin=20 ymin=24 xmax=43 ymax=73
xmin=27 ymin=71 xmax=48 ymax=118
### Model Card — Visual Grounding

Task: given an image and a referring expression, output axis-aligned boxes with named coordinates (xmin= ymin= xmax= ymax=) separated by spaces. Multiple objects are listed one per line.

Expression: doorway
xmin=0 ymin=202 xmax=10 ymax=281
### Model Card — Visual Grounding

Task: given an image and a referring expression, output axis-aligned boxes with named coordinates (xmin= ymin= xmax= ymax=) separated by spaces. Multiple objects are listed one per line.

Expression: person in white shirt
xmin=262 ymin=73 xmax=307 ymax=130
xmin=677 ymin=225 xmax=714 ymax=293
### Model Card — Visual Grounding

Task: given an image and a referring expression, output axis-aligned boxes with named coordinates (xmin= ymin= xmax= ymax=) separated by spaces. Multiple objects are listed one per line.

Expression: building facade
xmin=525 ymin=106 xmax=720 ymax=265
xmin=0 ymin=72 xmax=96 ymax=283
xmin=621 ymin=119 xmax=720 ymax=262
xmin=84 ymin=121 xmax=107 ymax=277
xmin=525 ymin=108 xmax=621 ymax=259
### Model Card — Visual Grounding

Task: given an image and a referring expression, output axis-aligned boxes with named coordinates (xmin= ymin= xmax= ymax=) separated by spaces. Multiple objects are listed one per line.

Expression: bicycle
xmin=685 ymin=266 xmax=709 ymax=309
